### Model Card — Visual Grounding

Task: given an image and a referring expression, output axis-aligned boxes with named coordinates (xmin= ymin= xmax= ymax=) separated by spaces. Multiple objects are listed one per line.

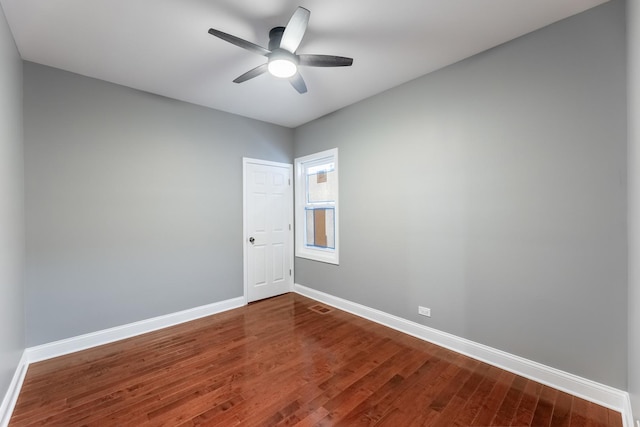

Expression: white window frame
xmin=295 ymin=148 xmax=339 ymax=265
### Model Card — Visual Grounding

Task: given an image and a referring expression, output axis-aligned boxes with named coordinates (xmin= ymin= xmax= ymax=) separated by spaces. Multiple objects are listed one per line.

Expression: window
xmin=295 ymin=148 xmax=339 ymax=264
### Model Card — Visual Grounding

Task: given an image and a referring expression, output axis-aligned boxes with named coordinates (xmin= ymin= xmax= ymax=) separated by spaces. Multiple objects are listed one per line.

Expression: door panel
xmin=244 ymin=159 xmax=293 ymax=303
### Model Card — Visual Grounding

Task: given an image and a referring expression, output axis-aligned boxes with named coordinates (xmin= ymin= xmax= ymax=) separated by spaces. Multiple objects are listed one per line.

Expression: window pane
xmin=304 ymin=207 xmax=335 ymax=249
xmin=307 ymin=163 xmax=336 ymax=204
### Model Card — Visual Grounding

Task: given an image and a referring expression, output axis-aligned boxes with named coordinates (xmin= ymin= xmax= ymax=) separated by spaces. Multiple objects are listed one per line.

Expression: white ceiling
xmin=1 ymin=0 xmax=608 ymax=128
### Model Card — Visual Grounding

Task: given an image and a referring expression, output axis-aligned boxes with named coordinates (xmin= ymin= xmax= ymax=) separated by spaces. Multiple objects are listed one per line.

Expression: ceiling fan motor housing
xmin=268 ymin=27 xmax=286 ymax=51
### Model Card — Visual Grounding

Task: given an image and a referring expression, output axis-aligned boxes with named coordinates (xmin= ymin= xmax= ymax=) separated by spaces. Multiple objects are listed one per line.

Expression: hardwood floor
xmin=10 ymin=293 xmax=622 ymax=426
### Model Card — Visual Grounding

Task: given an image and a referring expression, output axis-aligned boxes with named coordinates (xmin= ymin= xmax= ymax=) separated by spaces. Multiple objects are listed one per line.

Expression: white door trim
xmin=243 ymin=158 xmax=294 ymax=304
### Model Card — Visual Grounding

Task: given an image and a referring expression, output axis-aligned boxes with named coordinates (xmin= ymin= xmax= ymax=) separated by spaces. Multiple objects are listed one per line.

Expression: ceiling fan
xmin=208 ymin=7 xmax=353 ymax=94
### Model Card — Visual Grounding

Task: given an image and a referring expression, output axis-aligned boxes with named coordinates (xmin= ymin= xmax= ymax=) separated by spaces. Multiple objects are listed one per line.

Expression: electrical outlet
xmin=418 ymin=306 xmax=431 ymax=317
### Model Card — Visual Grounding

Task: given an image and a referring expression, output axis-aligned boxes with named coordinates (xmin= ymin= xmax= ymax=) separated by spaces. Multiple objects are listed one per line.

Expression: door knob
xmin=249 ymin=237 xmax=255 ymax=244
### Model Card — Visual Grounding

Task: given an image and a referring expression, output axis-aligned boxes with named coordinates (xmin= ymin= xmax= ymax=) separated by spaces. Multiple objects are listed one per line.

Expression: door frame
xmin=242 ymin=157 xmax=294 ymax=304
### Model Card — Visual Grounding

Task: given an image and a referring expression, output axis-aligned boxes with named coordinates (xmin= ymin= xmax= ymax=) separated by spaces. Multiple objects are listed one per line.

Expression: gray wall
xmin=24 ymin=63 xmax=293 ymax=346
xmin=294 ymin=0 xmax=627 ymax=388
xmin=0 ymin=2 xmax=24 ymax=403
xmin=628 ymin=0 xmax=640 ymax=421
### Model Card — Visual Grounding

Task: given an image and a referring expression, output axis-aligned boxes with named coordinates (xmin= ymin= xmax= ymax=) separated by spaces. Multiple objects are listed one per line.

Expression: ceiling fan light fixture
xmin=268 ymin=59 xmax=297 ymax=78
xmin=268 ymin=49 xmax=298 ymax=78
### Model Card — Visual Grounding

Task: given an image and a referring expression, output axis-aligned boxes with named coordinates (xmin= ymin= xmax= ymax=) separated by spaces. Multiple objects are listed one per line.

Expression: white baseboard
xmin=294 ymin=283 xmax=635 ymax=427
xmin=27 ymin=296 xmax=246 ymax=363
xmin=3 ymin=289 xmax=634 ymax=427
xmin=0 ymin=351 xmax=28 ymax=427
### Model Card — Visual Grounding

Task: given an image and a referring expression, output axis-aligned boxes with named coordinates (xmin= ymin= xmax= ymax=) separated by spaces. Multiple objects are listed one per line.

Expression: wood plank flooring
xmin=10 ymin=293 xmax=622 ymax=426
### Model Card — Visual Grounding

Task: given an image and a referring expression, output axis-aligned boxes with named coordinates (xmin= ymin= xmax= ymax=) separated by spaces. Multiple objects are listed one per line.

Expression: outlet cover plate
xmin=418 ymin=306 xmax=431 ymax=317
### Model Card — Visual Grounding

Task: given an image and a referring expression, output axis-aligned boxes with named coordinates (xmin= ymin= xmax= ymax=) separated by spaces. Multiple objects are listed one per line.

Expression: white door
xmin=243 ymin=158 xmax=293 ymax=303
